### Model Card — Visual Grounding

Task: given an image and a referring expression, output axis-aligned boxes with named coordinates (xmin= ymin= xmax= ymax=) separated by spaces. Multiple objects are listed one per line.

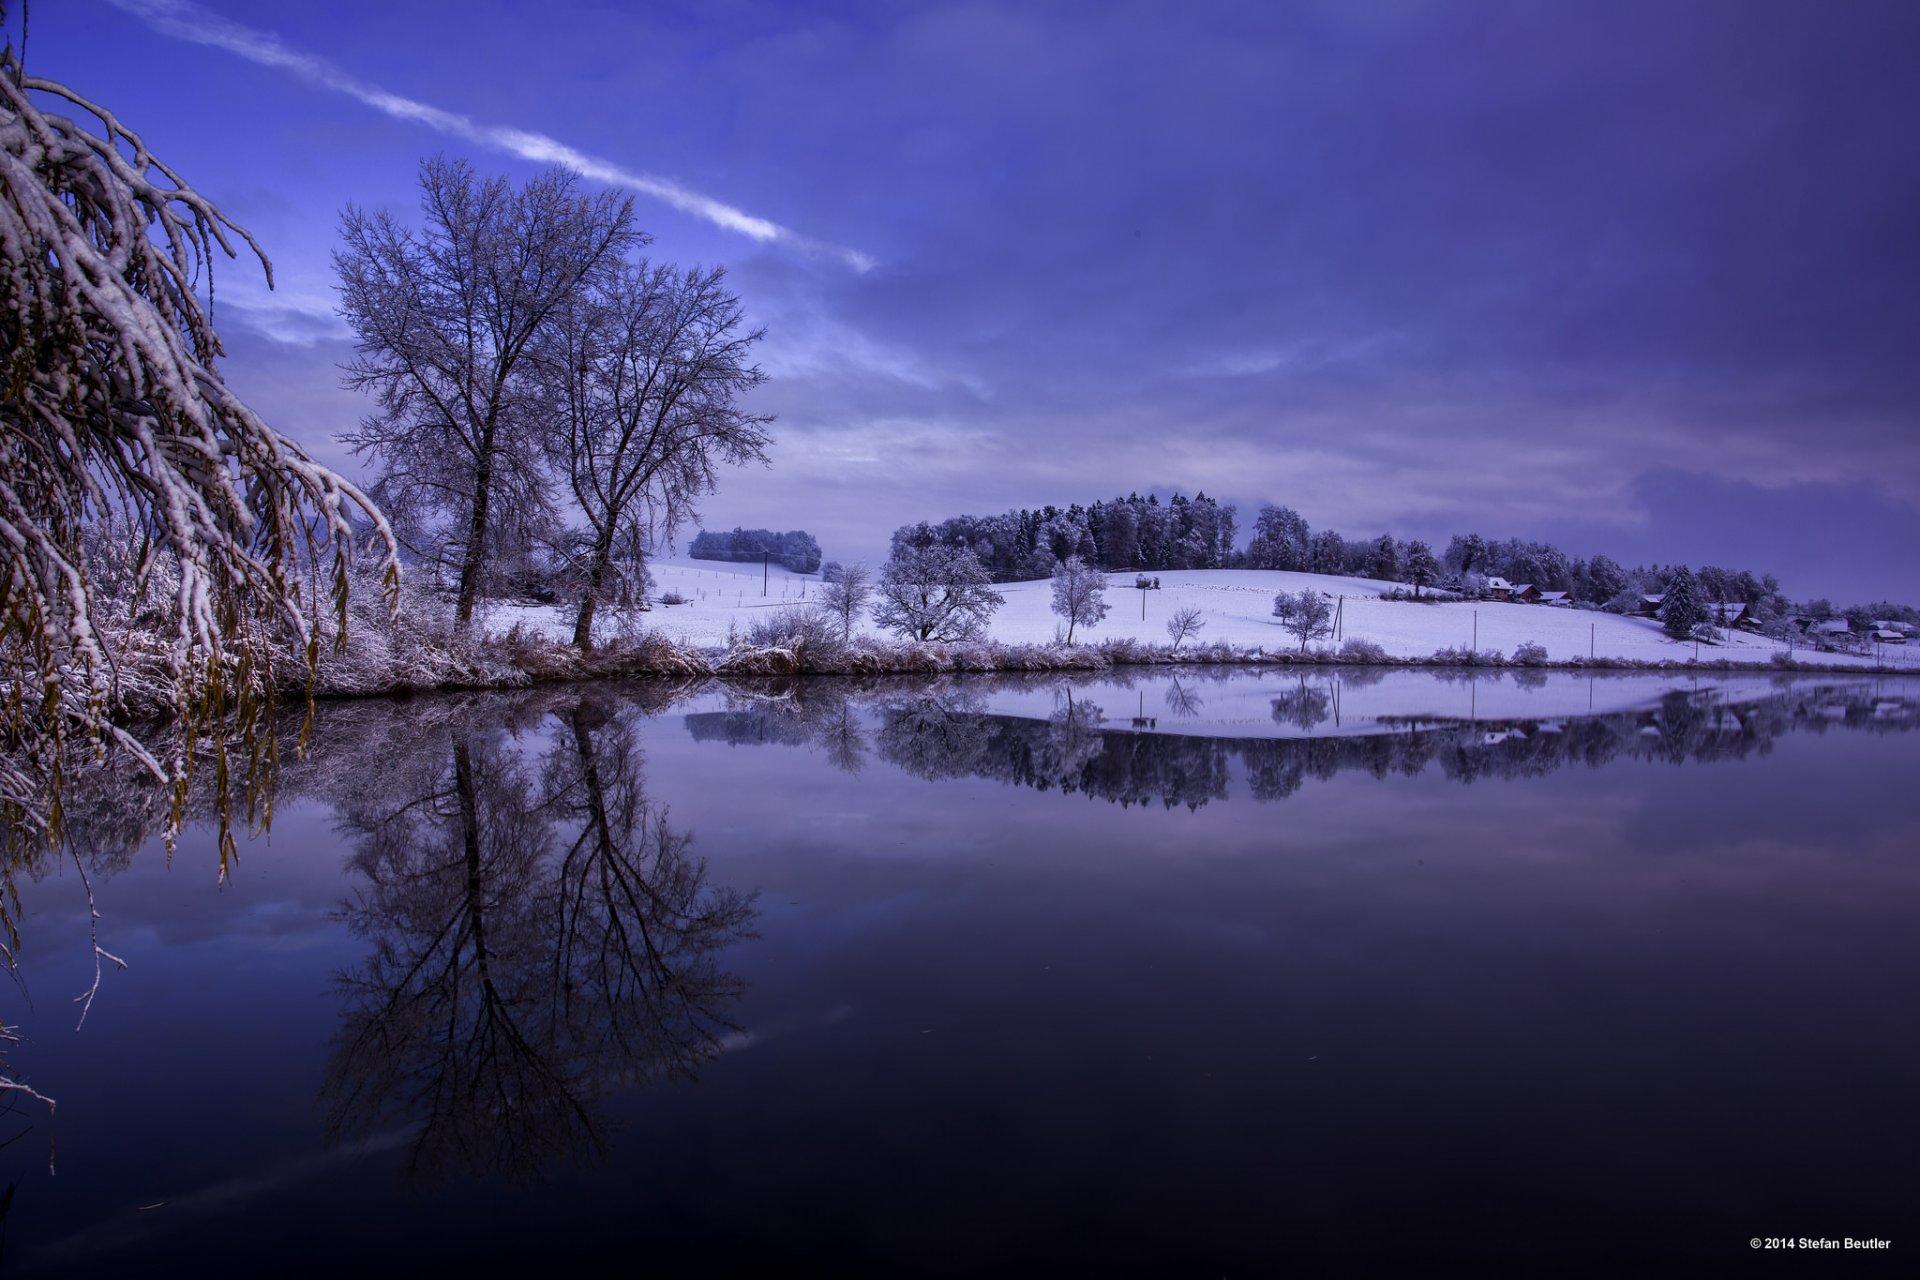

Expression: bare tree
xmin=536 ymin=263 xmax=770 ymax=647
xmin=817 ymin=561 xmax=873 ymax=644
xmin=1166 ymin=606 xmax=1207 ymax=650
xmin=1049 ymin=555 xmax=1109 ymax=644
xmin=1272 ymin=589 xmax=1334 ymax=652
xmin=872 ymin=545 xmax=1004 ymax=643
xmin=336 ymin=158 xmax=639 ymax=634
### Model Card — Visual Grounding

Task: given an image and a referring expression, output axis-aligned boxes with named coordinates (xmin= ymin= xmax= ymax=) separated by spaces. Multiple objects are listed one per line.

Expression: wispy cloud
xmin=106 ymin=0 xmax=875 ymax=271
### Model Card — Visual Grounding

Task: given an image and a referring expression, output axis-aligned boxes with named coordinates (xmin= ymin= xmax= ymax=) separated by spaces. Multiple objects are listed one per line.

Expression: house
xmin=1634 ymin=592 xmax=1665 ymax=617
xmin=1535 ymin=590 xmax=1571 ymax=606
xmin=1814 ymin=619 xmax=1852 ymax=636
xmin=1510 ymin=583 xmax=1541 ymax=604
xmin=1485 ymin=576 xmax=1515 ymax=600
xmin=1871 ymin=627 xmax=1907 ymax=644
xmin=1706 ymin=601 xmax=1753 ymax=627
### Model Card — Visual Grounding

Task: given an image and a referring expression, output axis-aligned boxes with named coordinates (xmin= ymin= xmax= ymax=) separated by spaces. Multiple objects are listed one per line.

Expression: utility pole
xmin=763 ymin=550 xmax=769 ymax=596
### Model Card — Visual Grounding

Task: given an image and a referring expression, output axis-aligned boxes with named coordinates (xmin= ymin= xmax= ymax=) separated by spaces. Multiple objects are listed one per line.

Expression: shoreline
xmin=308 ymin=633 xmax=1919 ymax=700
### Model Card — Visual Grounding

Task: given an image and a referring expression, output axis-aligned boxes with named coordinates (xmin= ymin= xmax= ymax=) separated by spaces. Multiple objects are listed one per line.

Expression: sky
xmin=18 ymin=0 xmax=1920 ymax=603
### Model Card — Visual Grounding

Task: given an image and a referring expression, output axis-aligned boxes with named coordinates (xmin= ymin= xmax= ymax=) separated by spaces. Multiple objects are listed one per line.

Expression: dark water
xmin=3 ymin=669 xmax=1917 ymax=1274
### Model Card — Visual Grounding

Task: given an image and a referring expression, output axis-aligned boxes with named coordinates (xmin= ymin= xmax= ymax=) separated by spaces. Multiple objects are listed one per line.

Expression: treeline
xmin=894 ymin=493 xmax=1914 ymax=628
xmin=891 ymin=492 xmax=1238 ymax=580
xmin=688 ymin=528 xmax=822 ymax=574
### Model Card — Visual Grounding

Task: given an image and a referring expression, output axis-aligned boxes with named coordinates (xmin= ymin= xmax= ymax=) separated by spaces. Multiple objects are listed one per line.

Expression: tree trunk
xmin=453 ymin=452 xmax=495 ymax=636
xmin=572 ymin=528 xmax=617 ymax=650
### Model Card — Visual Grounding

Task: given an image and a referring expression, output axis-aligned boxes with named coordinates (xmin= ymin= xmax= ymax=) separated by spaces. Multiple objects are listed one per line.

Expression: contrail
xmin=105 ymin=0 xmax=876 ymax=271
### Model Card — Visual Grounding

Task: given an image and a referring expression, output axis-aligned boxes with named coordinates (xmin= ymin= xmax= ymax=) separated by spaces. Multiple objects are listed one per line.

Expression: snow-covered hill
xmin=486 ymin=558 xmax=1916 ymax=670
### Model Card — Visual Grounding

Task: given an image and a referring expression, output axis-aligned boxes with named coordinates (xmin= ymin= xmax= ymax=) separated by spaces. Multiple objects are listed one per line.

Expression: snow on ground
xmin=486 ymin=557 xmax=1920 ymax=671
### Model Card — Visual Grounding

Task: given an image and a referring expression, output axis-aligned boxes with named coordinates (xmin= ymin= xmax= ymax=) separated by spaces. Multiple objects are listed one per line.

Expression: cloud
xmin=104 ymin=0 xmax=874 ymax=270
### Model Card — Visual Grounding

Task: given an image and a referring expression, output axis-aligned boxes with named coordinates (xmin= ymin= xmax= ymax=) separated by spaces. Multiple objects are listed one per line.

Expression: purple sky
xmin=26 ymin=0 xmax=1920 ymax=602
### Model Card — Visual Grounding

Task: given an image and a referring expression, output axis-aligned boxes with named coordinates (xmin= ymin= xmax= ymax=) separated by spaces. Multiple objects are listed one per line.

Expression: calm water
xmin=3 ymin=669 xmax=1917 ymax=1274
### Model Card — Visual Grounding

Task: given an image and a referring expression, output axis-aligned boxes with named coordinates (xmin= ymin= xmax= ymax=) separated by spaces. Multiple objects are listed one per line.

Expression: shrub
xmin=1513 ymin=641 xmax=1549 ymax=666
xmin=1337 ymin=637 xmax=1388 ymax=663
xmin=1431 ymin=645 xmax=1505 ymax=666
xmin=660 ymin=590 xmax=688 ymax=605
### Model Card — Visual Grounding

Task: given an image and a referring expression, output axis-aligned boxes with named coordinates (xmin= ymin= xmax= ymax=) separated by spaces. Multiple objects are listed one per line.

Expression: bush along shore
xmin=304 ymin=624 xmax=1919 ymax=698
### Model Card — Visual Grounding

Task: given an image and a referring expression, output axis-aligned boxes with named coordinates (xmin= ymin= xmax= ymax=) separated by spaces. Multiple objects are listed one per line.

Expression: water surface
xmin=4 ymin=668 xmax=1917 ymax=1274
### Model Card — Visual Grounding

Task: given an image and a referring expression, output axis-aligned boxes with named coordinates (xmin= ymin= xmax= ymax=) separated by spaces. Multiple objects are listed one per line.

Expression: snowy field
xmin=486 ymin=557 xmax=1918 ymax=671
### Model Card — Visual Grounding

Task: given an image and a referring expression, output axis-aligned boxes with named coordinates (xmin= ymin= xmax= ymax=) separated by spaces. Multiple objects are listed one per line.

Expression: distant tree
xmin=689 ymin=528 xmax=819 ymax=573
xmin=873 ymin=545 xmax=1005 ymax=642
xmin=1445 ymin=533 xmax=1490 ymax=576
xmin=1166 ymin=606 xmax=1207 ymax=650
xmin=1272 ymin=589 xmax=1334 ymax=652
xmin=817 ymin=562 xmax=873 ymax=644
xmin=1247 ymin=505 xmax=1310 ymax=571
xmin=1308 ymin=529 xmax=1347 ymax=575
xmin=1582 ymin=554 xmax=1627 ymax=605
xmin=1660 ymin=566 xmax=1707 ymax=639
xmin=1049 ymin=556 xmax=1110 ymax=644
xmin=1403 ymin=540 xmax=1441 ymax=597
xmin=337 ymin=158 xmax=638 ymax=633
xmin=537 ymin=262 xmax=771 ymax=648
xmin=1366 ymin=534 xmax=1400 ymax=583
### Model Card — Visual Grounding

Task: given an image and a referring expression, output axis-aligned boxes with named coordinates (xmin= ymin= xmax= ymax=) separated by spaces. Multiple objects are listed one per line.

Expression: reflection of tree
xmin=323 ymin=698 xmax=754 ymax=1183
xmin=683 ymin=680 xmax=873 ymax=774
xmin=875 ymin=692 xmax=995 ymax=782
xmin=1040 ymin=691 xmax=1106 ymax=783
xmin=1164 ymin=676 xmax=1205 ymax=718
xmin=1271 ymin=678 xmax=1333 ymax=732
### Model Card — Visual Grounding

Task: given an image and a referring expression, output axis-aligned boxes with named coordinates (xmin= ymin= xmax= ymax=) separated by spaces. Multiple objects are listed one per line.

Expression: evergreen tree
xmin=1661 ymin=566 xmax=1707 ymax=639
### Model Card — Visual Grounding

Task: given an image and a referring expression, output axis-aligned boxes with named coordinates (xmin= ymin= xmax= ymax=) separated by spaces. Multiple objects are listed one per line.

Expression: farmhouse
xmin=1705 ymin=601 xmax=1753 ymax=627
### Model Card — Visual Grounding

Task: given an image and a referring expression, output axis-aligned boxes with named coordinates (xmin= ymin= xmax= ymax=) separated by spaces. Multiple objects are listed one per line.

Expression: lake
xmin=3 ymin=668 xmax=1916 ymax=1274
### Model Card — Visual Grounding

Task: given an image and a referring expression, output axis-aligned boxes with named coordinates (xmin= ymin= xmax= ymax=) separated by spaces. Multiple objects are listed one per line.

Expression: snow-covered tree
xmin=1366 ymin=534 xmax=1401 ymax=583
xmin=1308 ymin=529 xmax=1347 ymax=575
xmin=337 ymin=158 xmax=639 ymax=634
xmin=1444 ymin=532 xmax=1490 ymax=576
xmin=0 ymin=30 xmax=392 ymax=847
xmin=1581 ymin=554 xmax=1627 ymax=605
xmin=536 ymin=262 xmax=770 ymax=648
xmin=817 ymin=561 xmax=873 ymax=644
xmin=1049 ymin=556 xmax=1109 ymax=643
xmin=1403 ymin=540 xmax=1441 ymax=596
xmin=872 ymin=545 xmax=1004 ymax=642
xmin=1272 ymin=589 xmax=1334 ymax=652
xmin=1247 ymin=505 xmax=1310 ymax=571
xmin=1660 ymin=566 xmax=1707 ymax=639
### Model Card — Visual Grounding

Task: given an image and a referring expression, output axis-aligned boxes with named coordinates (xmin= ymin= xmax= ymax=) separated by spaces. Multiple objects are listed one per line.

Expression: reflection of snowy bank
xmin=916 ymin=667 xmax=1916 ymax=741
xmin=676 ymin=672 xmax=1920 ymax=811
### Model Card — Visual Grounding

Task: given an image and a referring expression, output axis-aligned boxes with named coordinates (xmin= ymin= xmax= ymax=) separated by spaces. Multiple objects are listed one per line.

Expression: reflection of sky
xmin=22 ymin=1 xmax=1920 ymax=601
xmin=5 ymin=680 xmax=1918 ymax=1271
